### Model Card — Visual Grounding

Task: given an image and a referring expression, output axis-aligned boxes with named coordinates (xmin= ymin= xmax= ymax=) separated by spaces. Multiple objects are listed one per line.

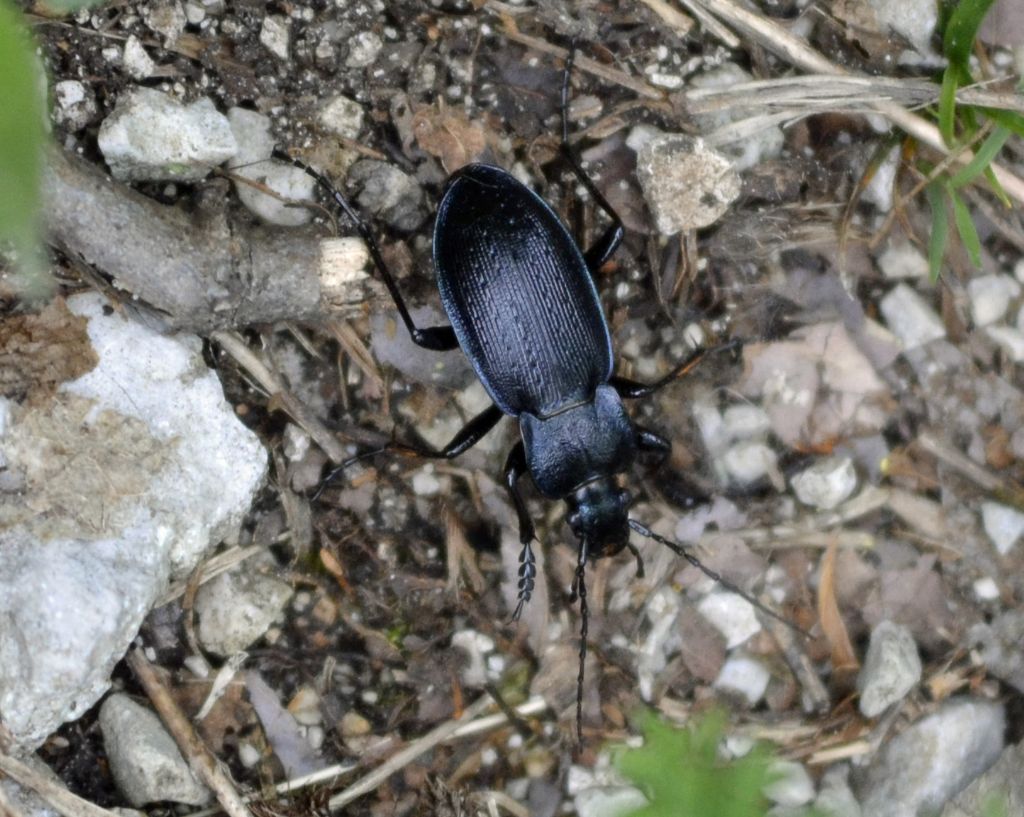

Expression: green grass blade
xmin=926 ymin=182 xmax=950 ymax=280
xmin=0 ymin=0 xmax=51 ymax=299
xmin=982 ymin=164 xmax=1011 ymax=208
xmin=982 ymin=107 xmax=1024 ymax=139
xmin=938 ymin=67 xmax=960 ymax=146
xmin=949 ymin=185 xmax=982 ymax=267
xmin=943 ymin=0 xmax=998 ymax=69
xmin=950 ymin=125 xmax=1011 ymax=187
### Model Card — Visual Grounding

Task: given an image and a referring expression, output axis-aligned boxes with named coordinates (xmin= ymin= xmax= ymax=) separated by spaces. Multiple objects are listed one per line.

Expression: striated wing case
xmin=433 ymin=164 xmax=613 ymax=418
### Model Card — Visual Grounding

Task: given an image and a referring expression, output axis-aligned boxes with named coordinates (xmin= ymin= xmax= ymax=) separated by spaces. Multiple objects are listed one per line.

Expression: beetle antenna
xmin=568 ymin=537 xmax=590 ymax=747
xmin=627 ymin=519 xmax=809 ymax=638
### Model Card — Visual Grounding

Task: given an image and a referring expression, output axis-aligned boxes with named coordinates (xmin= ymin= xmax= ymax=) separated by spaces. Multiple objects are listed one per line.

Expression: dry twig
xmin=126 ymin=650 xmax=254 ymax=817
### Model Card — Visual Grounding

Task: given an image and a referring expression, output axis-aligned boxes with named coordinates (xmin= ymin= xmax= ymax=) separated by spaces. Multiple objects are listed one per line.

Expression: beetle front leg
xmin=273 ymin=149 xmax=459 ymax=351
xmin=559 ymin=44 xmax=625 ymax=275
xmin=504 ymin=442 xmax=538 ymax=621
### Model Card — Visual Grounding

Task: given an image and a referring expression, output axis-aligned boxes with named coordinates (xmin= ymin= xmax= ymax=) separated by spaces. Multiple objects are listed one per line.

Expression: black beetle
xmin=277 ymin=46 xmax=796 ymax=743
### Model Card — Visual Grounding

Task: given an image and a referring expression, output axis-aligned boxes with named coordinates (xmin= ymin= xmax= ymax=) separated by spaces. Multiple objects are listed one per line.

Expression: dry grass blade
xmin=687 ymin=0 xmax=1024 ymax=206
xmin=817 ymin=542 xmax=859 ymax=682
xmin=637 ymin=0 xmax=695 ymax=36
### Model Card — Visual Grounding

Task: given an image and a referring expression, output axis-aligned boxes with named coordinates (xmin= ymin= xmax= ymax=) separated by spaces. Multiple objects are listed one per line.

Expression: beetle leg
xmin=273 ymin=149 xmax=460 ymax=352
xmin=395 ymin=403 xmax=504 ymax=460
xmin=626 ymin=542 xmax=645 ymax=579
xmin=635 ymin=427 xmax=672 ymax=467
xmin=610 ymin=339 xmax=743 ymax=399
xmin=559 ymin=44 xmax=625 ymax=275
xmin=504 ymin=443 xmax=538 ymax=621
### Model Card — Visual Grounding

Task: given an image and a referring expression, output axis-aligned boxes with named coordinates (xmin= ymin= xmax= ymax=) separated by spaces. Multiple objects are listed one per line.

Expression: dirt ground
xmin=17 ymin=0 xmax=1024 ymax=815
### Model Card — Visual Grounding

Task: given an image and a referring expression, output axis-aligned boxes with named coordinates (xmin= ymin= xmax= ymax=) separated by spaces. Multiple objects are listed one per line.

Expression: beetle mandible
xmin=277 ymin=44 xmax=793 ymax=742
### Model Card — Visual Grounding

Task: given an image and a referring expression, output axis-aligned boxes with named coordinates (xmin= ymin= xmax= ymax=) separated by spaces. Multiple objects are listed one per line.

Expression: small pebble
xmin=722 ymin=440 xmax=779 ymax=486
xmin=857 ymin=621 xmax=921 ymax=717
xmin=346 ymin=30 xmax=382 ymax=68
xmin=968 ymin=274 xmax=1020 ymax=327
xmin=986 ymin=326 xmax=1024 ymax=362
xmin=981 ymin=502 xmax=1024 ymax=554
xmin=722 ymin=404 xmax=771 ymax=442
xmin=697 ymin=591 xmax=761 ymax=648
xmin=791 ymin=456 xmax=857 ymax=510
xmin=340 ymin=710 xmax=371 ymax=737
xmin=318 ymin=95 xmax=364 ymax=140
xmin=123 ymin=36 xmax=155 ymax=80
xmin=879 ymin=284 xmax=945 ymax=349
xmin=259 ymin=15 xmax=290 ymax=60
xmin=973 ymin=577 xmax=1000 ymax=601
xmin=52 ymin=80 xmax=97 ymax=131
xmin=877 ymin=241 xmax=929 ymax=279
xmin=764 ymin=761 xmax=815 ymax=807
xmin=237 ymin=742 xmax=261 ymax=768
xmin=713 ymin=654 xmax=770 ymax=705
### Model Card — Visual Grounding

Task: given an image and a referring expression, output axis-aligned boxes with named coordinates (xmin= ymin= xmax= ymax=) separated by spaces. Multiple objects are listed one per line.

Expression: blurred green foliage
xmin=926 ymin=0 xmax=1024 ymax=279
xmin=613 ymin=711 xmax=794 ymax=817
xmin=0 ymin=0 xmax=49 ymax=299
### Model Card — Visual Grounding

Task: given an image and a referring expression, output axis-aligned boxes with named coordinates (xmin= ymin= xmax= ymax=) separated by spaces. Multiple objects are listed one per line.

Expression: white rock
xmin=877 ymin=241 xmax=929 ymax=279
xmin=857 ymin=700 xmax=1004 ymax=817
xmin=973 ymin=577 xmax=1000 ymax=601
xmin=865 ymin=0 xmax=938 ymax=55
xmin=0 ymin=293 xmax=266 ymax=750
xmin=100 ymin=694 xmax=210 ymax=806
xmin=722 ymin=440 xmax=778 ymax=486
xmin=879 ymin=284 xmax=945 ymax=349
xmin=450 ymin=630 xmax=495 ymax=688
xmin=52 ymin=80 xmax=97 ymax=131
xmin=184 ymin=2 xmax=205 ymax=24
xmin=981 ymin=502 xmax=1024 ymax=554
xmin=862 ymin=146 xmax=899 ymax=212
xmin=195 ymin=564 xmax=293 ymax=656
xmin=856 ymin=621 xmax=921 ymax=717
xmin=98 ymin=88 xmax=237 ymax=182
xmin=722 ymin=404 xmax=771 ymax=441
xmin=237 ymin=741 xmax=261 ymax=768
xmin=259 ymin=15 xmax=290 ymax=61
xmin=713 ymin=654 xmax=770 ymax=705
xmin=764 ymin=761 xmax=815 ymax=807
xmin=141 ymin=1 xmax=186 ymax=43
xmin=123 ymin=36 xmax=155 ymax=80
xmin=226 ymin=107 xmax=314 ymax=226
xmin=318 ymin=95 xmax=364 ymax=140
xmin=697 ymin=591 xmax=761 ymax=649
xmin=346 ymin=30 xmax=382 ymax=68
xmin=410 ymin=466 xmax=441 ymax=496
xmin=791 ymin=456 xmax=857 ymax=510
xmin=635 ymin=133 xmax=740 ymax=235
xmin=985 ymin=326 xmax=1024 ymax=362
xmin=968 ymin=274 xmax=1020 ymax=327
xmin=575 ymin=787 xmax=648 ymax=817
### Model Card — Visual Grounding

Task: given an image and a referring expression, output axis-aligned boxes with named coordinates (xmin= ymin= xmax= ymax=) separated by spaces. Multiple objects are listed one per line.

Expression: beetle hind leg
xmin=505 ymin=443 xmax=540 ymax=621
xmin=273 ymin=148 xmax=460 ymax=352
xmin=559 ymin=43 xmax=625 ymax=275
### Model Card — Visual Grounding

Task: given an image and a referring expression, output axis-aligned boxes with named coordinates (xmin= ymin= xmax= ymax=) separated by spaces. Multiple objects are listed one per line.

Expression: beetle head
xmin=566 ymin=478 xmax=631 ymax=558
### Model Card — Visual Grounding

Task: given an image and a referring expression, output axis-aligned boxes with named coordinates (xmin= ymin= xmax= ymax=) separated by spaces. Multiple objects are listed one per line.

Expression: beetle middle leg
xmin=559 ymin=44 xmax=625 ymax=275
xmin=273 ymin=148 xmax=459 ymax=351
xmin=610 ymin=338 xmax=744 ymax=400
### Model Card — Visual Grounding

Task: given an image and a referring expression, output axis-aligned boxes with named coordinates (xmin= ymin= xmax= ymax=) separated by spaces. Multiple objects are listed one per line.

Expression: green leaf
xmin=926 ymin=182 xmax=950 ymax=280
xmin=0 ymin=0 xmax=51 ymax=299
xmin=615 ymin=711 xmax=777 ymax=817
xmin=948 ymin=184 xmax=982 ymax=267
xmin=943 ymin=0 xmax=998 ymax=69
xmin=950 ymin=125 xmax=1011 ymax=187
